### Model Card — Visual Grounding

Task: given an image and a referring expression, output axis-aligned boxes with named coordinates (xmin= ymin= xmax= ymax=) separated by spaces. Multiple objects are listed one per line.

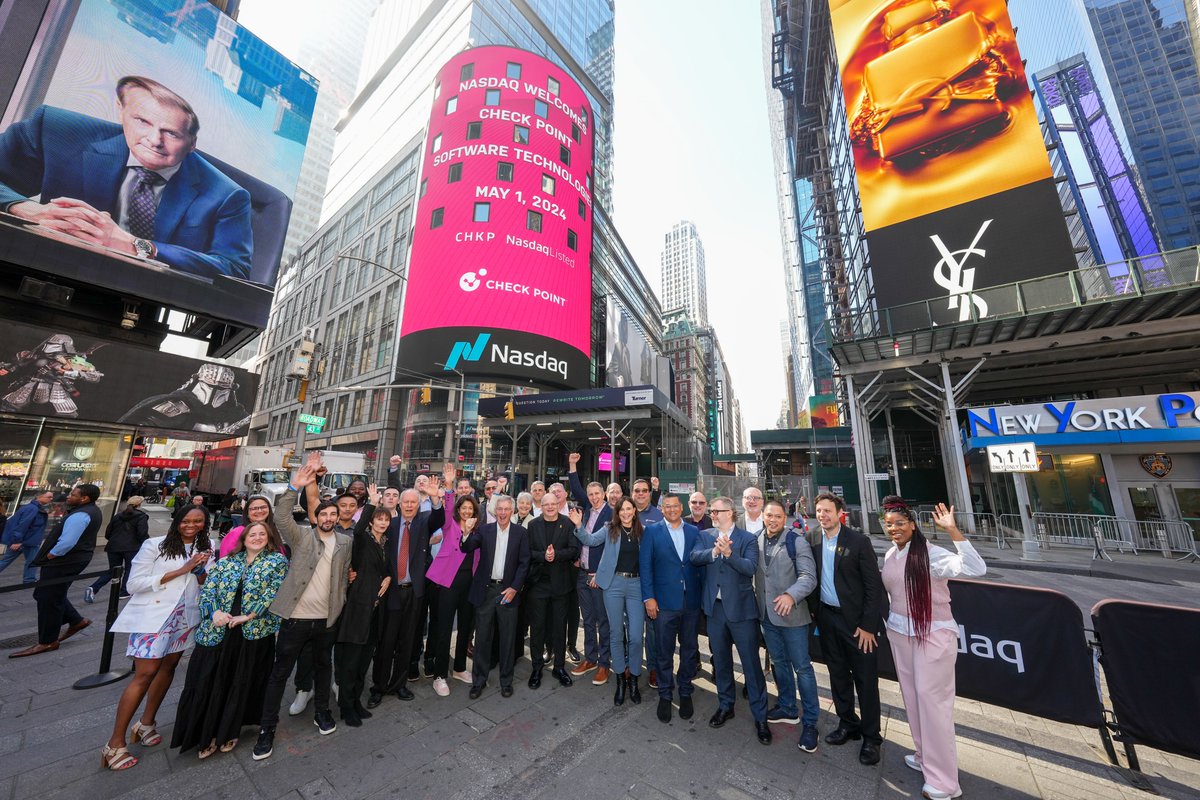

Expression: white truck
xmin=306 ymin=449 xmax=369 ymax=497
xmin=191 ymin=446 xmax=293 ymax=502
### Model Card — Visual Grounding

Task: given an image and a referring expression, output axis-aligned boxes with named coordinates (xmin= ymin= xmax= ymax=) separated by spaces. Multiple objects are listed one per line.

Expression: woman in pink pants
xmin=880 ymin=497 xmax=986 ymax=800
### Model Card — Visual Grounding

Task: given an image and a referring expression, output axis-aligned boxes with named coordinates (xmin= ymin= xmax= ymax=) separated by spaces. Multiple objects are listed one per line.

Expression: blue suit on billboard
xmin=0 ymin=106 xmax=252 ymax=279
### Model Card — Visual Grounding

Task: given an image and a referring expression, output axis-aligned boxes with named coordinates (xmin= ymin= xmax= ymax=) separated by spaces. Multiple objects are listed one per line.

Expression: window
xmin=376 ymin=321 xmax=393 ymax=368
xmin=567 ymin=229 xmax=578 ymax=250
xmin=497 ymin=161 xmax=514 ymax=182
xmin=431 ymin=133 xmax=442 ymax=153
xmin=460 ymin=63 xmax=474 ymax=81
xmin=445 ymin=96 xmax=458 ymax=114
xmin=485 ymin=89 xmax=501 ymax=106
xmin=506 ymin=61 xmax=522 ymax=80
xmin=431 ymin=207 xmax=444 ymax=228
xmin=448 ymin=162 xmax=463 ymax=183
xmin=547 ymin=76 xmax=560 ymax=95
xmin=534 ymin=99 xmax=549 ymax=119
xmin=559 ymin=144 xmax=570 ymax=166
xmin=466 ymin=121 xmax=482 ymax=140
xmin=370 ymin=389 xmax=385 ymax=422
xmin=541 ymin=174 xmax=555 ymax=195
xmin=513 ymin=125 xmax=529 ymax=144
xmin=420 ymin=178 xmax=428 ymax=197
xmin=578 ymin=198 xmax=586 ymax=218
xmin=527 ymin=210 xmax=543 ymax=233
xmin=335 ymin=395 xmax=349 ymax=428
xmin=571 ymin=123 xmax=581 ymax=143
xmin=474 ymin=202 xmax=490 ymax=223
xmin=352 ymin=391 xmax=365 ymax=426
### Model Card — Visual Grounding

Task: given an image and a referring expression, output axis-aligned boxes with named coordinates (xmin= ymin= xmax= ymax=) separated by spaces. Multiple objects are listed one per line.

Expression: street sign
xmin=305 ymin=423 xmax=323 ymax=434
xmin=668 ymin=482 xmax=696 ymax=495
xmin=986 ymin=442 xmax=1038 ymax=473
xmin=298 ymin=414 xmax=326 ymax=426
xmin=864 ymin=472 xmax=890 ymax=481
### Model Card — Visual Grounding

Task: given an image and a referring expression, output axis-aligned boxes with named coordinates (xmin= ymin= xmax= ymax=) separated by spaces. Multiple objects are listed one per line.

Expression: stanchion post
xmin=73 ymin=565 xmax=132 ymax=690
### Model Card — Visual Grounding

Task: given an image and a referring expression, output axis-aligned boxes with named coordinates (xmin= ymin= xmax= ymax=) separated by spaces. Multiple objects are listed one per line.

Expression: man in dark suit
xmin=0 ymin=76 xmax=252 ymax=279
xmin=567 ymin=453 xmax=612 ymax=682
xmin=641 ymin=494 xmax=704 ymax=723
xmin=525 ymin=493 xmax=579 ymax=689
xmin=367 ymin=484 xmax=444 ymax=707
xmin=808 ymin=492 xmax=884 ymax=765
xmin=690 ymin=496 xmax=771 ymax=745
xmin=461 ymin=495 xmax=530 ymax=698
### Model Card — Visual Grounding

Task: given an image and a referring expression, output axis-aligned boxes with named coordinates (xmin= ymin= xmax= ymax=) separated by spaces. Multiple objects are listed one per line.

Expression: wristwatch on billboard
xmin=132 ymin=238 xmax=155 ymax=260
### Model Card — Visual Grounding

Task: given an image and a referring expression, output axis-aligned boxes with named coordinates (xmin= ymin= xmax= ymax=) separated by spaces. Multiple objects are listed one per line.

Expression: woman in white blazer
xmin=100 ymin=508 xmax=212 ymax=770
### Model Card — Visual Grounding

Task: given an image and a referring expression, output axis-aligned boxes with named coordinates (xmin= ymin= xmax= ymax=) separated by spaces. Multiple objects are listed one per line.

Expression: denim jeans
xmin=761 ymin=618 xmax=820 ymax=726
xmin=603 ymin=575 xmax=644 ymax=674
xmin=0 ymin=543 xmax=39 ymax=584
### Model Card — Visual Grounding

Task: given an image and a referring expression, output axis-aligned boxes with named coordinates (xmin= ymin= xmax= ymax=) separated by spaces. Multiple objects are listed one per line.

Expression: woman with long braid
xmin=880 ymin=497 xmax=986 ymax=800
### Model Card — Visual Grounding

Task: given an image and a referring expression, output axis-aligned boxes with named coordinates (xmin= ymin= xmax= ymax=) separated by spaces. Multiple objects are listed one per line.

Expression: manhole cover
xmin=0 ymin=632 xmax=40 ymax=649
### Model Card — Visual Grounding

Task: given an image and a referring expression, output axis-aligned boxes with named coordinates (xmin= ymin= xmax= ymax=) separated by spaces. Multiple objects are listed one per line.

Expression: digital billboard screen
xmin=0 ymin=318 xmax=259 ymax=438
xmin=597 ymin=451 xmax=627 ymax=473
xmin=829 ymin=0 xmax=1076 ymax=321
xmin=397 ymin=46 xmax=595 ymax=389
xmin=0 ymin=0 xmax=316 ymax=329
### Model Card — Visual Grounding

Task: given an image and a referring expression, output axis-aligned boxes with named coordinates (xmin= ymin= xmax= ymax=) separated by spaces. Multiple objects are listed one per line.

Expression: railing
xmin=827 ymin=244 xmax=1200 ymax=343
xmin=916 ymin=511 xmax=1197 ymax=557
xmin=1096 ymin=517 xmax=1197 ymax=556
xmin=917 ymin=509 xmax=999 ymax=541
xmin=1031 ymin=512 xmax=1136 ymax=554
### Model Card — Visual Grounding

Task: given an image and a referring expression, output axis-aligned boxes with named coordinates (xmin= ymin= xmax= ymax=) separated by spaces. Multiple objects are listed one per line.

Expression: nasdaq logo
xmin=444 ymin=333 xmax=491 ymax=370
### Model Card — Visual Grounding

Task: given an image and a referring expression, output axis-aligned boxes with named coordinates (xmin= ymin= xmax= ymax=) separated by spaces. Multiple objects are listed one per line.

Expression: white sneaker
xmin=921 ymin=785 xmax=962 ymax=799
xmin=288 ymin=689 xmax=313 ymax=716
xmin=452 ymin=670 xmax=473 ymax=684
xmin=433 ymin=677 xmax=450 ymax=697
xmin=904 ymin=754 xmax=923 ymax=772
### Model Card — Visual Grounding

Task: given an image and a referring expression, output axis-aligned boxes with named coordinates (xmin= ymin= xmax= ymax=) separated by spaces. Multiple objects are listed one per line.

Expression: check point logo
xmin=459 ymin=269 xmax=487 ymax=292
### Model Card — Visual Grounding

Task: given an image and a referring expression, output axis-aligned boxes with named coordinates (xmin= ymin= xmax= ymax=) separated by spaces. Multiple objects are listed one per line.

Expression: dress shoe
xmin=679 ymin=695 xmax=694 ymax=720
xmin=647 ymin=671 xmax=658 ymax=689
xmin=628 ymin=675 xmax=642 ymax=704
xmin=396 ymin=685 xmax=415 ymax=701
xmin=366 ymin=691 xmax=383 ymax=709
xmin=353 ymin=699 xmax=373 ymax=719
xmin=339 ymin=706 xmax=362 ymax=727
xmin=552 ymin=668 xmax=573 ymax=687
xmin=592 ymin=666 xmax=610 ymax=685
xmin=469 ymin=685 xmax=483 ymax=699
xmin=58 ymin=618 xmax=91 ymax=642
xmin=570 ymin=660 xmax=596 ymax=677
xmin=501 ymin=685 xmax=514 ymax=698
xmin=657 ymin=698 xmax=672 ymax=723
xmin=825 ymin=726 xmax=862 ymax=746
xmin=528 ymin=669 xmax=542 ymax=690
xmin=567 ymin=646 xmax=583 ymax=664
xmin=708 ymin=707 xmax=735 ymax=728
xmin=8 ymin=641 xmax=58 ymax=658
xmin=859 ymin=741 xmax=881 ymax=766
xmin=756 ymin=720 xmax=773 ymax=745
xmin=613 ymin=673 xmax=626 ymax=705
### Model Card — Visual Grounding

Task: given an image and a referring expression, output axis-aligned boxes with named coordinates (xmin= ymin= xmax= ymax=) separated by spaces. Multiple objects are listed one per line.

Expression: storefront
xmin=964 ymin=392 xmax=1200 ymax=539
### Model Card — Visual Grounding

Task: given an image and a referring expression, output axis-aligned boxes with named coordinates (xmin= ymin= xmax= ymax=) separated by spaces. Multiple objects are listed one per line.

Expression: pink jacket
xmin=425 ymin=490 xmax=480 ymax=587
xmin=218 ymin=524 xmax=247 ymax=559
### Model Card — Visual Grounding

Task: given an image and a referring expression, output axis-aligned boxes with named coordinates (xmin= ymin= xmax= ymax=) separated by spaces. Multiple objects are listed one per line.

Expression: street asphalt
xmin=0 ymin=504 xmax=1197 ymax=799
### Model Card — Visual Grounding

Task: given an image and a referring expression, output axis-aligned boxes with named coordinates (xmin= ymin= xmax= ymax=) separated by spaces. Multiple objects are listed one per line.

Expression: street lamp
xmin=435 ymin=362 xmax=467 ymax=462
xmin=336 ymin=252 xmax=408 ymax=283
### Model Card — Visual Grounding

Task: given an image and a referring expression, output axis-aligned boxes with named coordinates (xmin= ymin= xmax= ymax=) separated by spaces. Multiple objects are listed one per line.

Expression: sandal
xmin=219 ymin=738 xmax=238 ymax=753
xmin=198 ymin=741 xmax=218 ymax=760
xmin=130 ymin=720 xmax=162 ymax=747
xmin=101 ymin=744 xmax=138 ymax=770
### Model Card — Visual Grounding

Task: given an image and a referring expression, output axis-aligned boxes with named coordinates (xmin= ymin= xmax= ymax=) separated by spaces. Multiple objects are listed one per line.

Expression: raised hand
xmin=292 ymin=463 xmax=317 ymax=489
xmin=443 ymin=462 xmax=456 ymax=487
xmin=368 ymin=483 xmax=381 ymax=505
xmin=568 ymin=452 xmax=581 ymax=466
xmin=651 ymin=476 xmax=660 ymax=490
xmin=461 ymin=516 xmax=477 ymax=534
xmin=568 ymin=506 xmax=583 ymax=529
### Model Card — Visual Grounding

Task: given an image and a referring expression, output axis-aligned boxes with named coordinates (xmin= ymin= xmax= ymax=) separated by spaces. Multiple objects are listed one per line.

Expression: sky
xmin=236 ymin=0 xmax=791 ymax=433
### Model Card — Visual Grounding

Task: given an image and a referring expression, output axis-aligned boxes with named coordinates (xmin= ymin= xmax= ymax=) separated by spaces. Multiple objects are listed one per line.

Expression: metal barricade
xmin=917 ymin=510 xmax=996 ymax=540
xmin=1030 ymin=513 xmax=1135 ymax=553
xmin=996 ymin=513 xmax=1027 ymax=550
xmin=1098 ymin=517 xmax=1196 ymax=557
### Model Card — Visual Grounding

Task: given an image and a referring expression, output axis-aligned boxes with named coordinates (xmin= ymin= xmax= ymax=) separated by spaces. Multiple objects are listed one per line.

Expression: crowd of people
xmin=4 ymin=452 xmax=985 ymax=800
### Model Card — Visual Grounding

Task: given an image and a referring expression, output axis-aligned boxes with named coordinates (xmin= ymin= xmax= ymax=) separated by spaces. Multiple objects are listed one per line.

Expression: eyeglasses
xmin=710 ymin=508 xmax=733 ymax=515
xmin=633 ymin=488 xmax=649 ymax=493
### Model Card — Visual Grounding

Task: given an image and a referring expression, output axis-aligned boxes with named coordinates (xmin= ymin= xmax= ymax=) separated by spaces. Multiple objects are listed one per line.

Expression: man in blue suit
xmin=567 ymin=454 xmax=612 ymax=683
xmin=690 ymin=495 xmax=771 ymax=745
xmin=641 ymin=494 xmax=703 ymax=723
xmin=0 ymin=76 xmax=252 ymax=279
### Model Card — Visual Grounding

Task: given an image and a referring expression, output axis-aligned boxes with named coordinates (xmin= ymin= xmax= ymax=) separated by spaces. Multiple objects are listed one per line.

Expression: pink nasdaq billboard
xmin=397 ymin=46 xmax=595 ymax=389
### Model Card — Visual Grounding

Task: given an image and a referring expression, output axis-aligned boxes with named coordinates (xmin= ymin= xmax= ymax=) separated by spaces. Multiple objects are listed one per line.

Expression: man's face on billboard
xmin=118 ymin=87 xmax=195 ymax=171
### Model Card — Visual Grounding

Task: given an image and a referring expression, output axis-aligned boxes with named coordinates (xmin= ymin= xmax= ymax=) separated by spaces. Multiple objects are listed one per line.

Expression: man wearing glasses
xmin=741 ymin=488 xmax=765 ymax=534
xmin=687 ymin=492 xmax=713 ymax=530
xmin=690 ymin=497 xmax=770 ymax=745
xmin=631 ymin=477 xmax=663 ymax=686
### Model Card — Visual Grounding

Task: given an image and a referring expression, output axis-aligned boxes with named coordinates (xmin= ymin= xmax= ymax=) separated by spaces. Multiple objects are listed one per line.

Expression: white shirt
xmin=743 ymin=513 xmax=764 ymax=534
xmin=884 ymin=539 xmax=987 ymax=636
xmin=492 ymin=524 xmax=510 ymax=581
xmin=713 ymin=529 xmax=733 ymax=600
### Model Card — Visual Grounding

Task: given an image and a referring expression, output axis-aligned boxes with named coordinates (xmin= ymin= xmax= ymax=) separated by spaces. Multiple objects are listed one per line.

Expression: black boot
xmin=614 ymin=672 xmax=627 ymax=706
xmin=353 ymin=698 xmax=372 ymax=719
xmin=339 ymin=704 xmax=362 ymax=728
xmin=628 ymin=673 xmax=642 ymax=705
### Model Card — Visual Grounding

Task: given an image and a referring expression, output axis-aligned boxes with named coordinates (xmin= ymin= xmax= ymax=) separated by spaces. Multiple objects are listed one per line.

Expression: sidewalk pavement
xmin=0 ymin=506 xmax=1197 ymax=799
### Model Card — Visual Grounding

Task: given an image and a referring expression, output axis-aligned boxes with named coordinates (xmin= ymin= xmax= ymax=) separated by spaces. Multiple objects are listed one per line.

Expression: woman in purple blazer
xmin=425 ymin=479 xmax=481 ymax=697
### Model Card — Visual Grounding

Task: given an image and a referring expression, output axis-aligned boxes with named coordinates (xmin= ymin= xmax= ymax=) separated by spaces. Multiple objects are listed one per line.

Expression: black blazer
xmin=808 ymin=525 xmax=884 ymax=633
xmin=526 ymin=515 xmax=580 ymax=597
xmin=383 ymin=504 xmax=445 ymax=606
xmin=339 ymin=504 xmax=391 ymax=644
xmin=462 ymin=522 xmax=530 ymax=606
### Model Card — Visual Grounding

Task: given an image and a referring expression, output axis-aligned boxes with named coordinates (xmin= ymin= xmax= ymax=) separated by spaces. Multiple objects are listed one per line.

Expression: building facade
xmin=660 ymin=220 xmax=709 ymax=328
xmin=662 ymin=307 xmax=709 ymax=462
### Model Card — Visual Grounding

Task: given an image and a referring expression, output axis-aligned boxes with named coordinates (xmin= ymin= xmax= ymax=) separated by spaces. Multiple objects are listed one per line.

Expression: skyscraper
xmin=660 ymin=220 xmax=709 ymax=328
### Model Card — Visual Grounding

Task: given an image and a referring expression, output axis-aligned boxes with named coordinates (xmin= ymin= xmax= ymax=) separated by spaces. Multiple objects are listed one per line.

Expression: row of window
xmin=431 ymin=124 xmax=576 ymax=165
xmin=446 ymin=61 xmax=562 ymax=97
xmin=268 ymin=388 xmax=386 ymax=442
xmin=429 ymin=202 xmax=579 ymax=250
xmin=424 ymin=161 xmax=589 ymax=221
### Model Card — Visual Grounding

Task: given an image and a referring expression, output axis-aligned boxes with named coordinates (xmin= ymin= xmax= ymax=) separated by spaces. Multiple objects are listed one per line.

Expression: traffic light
xmin=504 ymin=400 xmax=515 ymax=420
xmin=420 ymin=386 xmax=432 ymax=404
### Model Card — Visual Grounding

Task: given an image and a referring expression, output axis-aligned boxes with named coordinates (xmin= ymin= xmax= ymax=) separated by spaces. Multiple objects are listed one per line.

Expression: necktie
xmin=126 ymin=167 xmax=165 ymax=239
xmin=397 ymin=520 xmax=409 ymax=582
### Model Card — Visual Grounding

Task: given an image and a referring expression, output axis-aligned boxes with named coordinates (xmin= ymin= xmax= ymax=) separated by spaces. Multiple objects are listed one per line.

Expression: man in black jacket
xmin=84 ymin=495 xmax=149 ymax=601
xmin=525 ymin=493 xmax=579 ymax=688
xmin=10 ymin=483 xmax=101 ymax=658
xmin=809 ymin=493 xmax=884 ymax=765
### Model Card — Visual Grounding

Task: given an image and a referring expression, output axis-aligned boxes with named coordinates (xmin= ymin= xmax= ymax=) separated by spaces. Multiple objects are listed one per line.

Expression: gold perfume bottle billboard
xmin=830 ymin=0 xmax=1053 ymax=232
